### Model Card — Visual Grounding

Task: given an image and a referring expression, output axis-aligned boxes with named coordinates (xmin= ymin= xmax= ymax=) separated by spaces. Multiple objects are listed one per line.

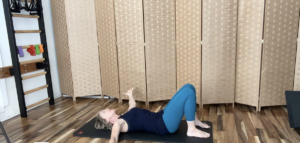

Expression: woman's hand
xmin=124 ymin=87 xmax=135 ymax=97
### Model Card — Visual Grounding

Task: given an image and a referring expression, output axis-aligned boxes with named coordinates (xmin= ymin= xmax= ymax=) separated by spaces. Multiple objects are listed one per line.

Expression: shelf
xmin=1 ymin=58 xmax=45 ymax=67
xmin=22 ymin=71 xmax=46 ymax=80
xmin=26 ymin=98 xmax=50 ymax=109
xmin=12 ymin=14 xmax=39 ymax=18
xmin=19 ymin=44 xmax=43 ymax=49
xmin=15 ymin=30 xmax=41 ymax=33
xmin=24 ymin=85 xmax=48 ymax=95
xmin=0 ymin=58 xmax=45 ymax=79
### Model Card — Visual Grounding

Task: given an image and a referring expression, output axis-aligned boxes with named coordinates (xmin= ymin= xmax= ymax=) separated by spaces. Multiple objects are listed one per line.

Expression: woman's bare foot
xmin=187 ymin=127 xmax=210 ymax=138
xmin=195 ymin=120 xmax=210 ymax=128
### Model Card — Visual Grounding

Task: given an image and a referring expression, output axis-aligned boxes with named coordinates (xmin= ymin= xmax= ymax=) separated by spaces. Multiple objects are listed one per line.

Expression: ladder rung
xmin=12 ymin=14 xmax=39 ymax=18
xmin=22 ymin=71 xmax=47 ymax=80
xmin=26 ymin=98 xmax=50 ymax=109
xmin=19 ymin=44 xmax=43 ymax=49
xmin=15 ymin=30 xmax=41 ymax=33
xmin=24 ymin=85 xmax=48 ymax=95
xmin=20 ymin=58 xmax=45 ymax=65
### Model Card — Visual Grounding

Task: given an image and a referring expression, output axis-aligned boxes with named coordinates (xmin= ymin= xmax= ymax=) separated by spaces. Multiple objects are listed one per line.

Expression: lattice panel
xmin=50 ymin=0 xmax=74 ymax=96
xmin=235 ymin=0 xmax=264 ymax=107
xmin=176 ymin=0 xmax=201 ymax=104
xmin=260 ymin=0 xmax=299 ymax=107
xmin=144 ymin=0 xmax=176 ymax=102
xmin=114 ymin=0 xmax=146 ymax=102
xmin=202 ymin=0 xmax=237 ymax=104
xmin=294 ymin=19 xmax=300 ymax=91
xmin=95 ymin=0 xmax=120 ymax=98
xmin=64 ymin=0 xmax=102 ymax=97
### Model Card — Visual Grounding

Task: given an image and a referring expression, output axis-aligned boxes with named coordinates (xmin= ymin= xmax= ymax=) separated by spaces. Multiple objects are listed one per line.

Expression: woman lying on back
xmin=95 ymin=84 xmax=210 ymax=143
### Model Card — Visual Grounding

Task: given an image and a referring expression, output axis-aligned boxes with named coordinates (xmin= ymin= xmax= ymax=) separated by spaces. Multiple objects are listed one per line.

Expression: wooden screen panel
xmin=202 ymin=0 xmax=238 ymax=104
xmin=176 ymin=0 xmax=201 ymax=104
xmin=235 ymin=0 xmax=264 ymax=107
xmin=50 ymin=0 xmax=74 ymax=96
xmin=295 ymin=44 xmax=300 ymax=91
xmin=64 ymin=0 xmax=102 ymax=97
xmin=95 ymin=0 xmax=120 ymax=98
xmin=114 ymin=0 xmax=146 ymax=102
xmin=144 ymin=0 xmax=176 ymax=102
xmin=260 ymin=0 xmax=299 ymax=107
xmin=294 ymin=19 xmax=300 ymax=91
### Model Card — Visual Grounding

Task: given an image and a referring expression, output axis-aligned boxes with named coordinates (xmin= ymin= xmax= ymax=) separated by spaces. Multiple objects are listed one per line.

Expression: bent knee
xmin=182 ymin=84 xmax=196 ymax=94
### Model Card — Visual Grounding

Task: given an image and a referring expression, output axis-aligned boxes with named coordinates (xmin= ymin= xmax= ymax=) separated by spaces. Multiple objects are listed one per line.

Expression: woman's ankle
xmin=187 ymin=126 xmax=196 ymax=132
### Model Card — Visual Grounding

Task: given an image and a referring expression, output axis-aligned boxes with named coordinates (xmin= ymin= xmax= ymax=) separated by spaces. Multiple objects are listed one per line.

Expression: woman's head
xmin=94 ymin=108 xmax=116 ymax=130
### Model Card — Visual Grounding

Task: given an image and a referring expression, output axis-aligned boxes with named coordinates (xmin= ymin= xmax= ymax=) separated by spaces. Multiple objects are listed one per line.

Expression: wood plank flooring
xmin=0 ymin=97 xmax=299 ymax=143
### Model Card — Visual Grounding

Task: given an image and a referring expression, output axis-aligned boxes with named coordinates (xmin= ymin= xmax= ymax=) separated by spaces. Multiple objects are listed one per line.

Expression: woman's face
xmin=99 ymin=108 xmax=116 ymax=123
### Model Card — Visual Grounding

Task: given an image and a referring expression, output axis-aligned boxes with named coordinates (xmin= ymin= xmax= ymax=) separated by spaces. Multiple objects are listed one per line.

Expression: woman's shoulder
xmin=116 ymin=118 xmax=126 ymax=124
xmin=115 ymin=118 xmax=127 ymax=127
xmin=116 ymin=118 xmax=128 ymax=132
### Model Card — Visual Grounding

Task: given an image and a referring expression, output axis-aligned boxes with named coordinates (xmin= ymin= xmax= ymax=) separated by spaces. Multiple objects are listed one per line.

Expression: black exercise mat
xmin=74 ymin=118 xmax=213 ymax=143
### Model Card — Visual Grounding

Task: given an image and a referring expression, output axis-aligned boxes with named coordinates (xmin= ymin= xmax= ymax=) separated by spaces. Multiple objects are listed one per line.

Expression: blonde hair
xmin=94 ymin=112 xmax=113 ymax=130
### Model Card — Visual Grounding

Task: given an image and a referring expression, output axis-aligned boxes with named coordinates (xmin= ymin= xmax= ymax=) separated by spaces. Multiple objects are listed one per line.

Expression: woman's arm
xmin=109 ymin=120 xmax=122 ymax=143
xmin=124 ymin=88 xmax=136 ymax=110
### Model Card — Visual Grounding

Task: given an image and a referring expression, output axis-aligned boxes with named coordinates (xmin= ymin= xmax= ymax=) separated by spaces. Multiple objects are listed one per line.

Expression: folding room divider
xmin=235 ymin=0 xmax=265 ymax=110
xmin=236 ymin=0 xmax=299 ymax=111
xmin=176 ymin=0 xmax=202 ymax=105
xmin=114 ymin=0 xmax=147 ymax=103
xmin=295 ymin=24 xmax=300 ymax=91
xmin=258 ymin=0 xmax=298 ymax=110
xmin=51 ymin=0 xmax=300 ymax=111
xmin=51 ymin=0 xmax=73 ymax=97
xmin=144 ymin=0 xmax=177 ymax=102
xmin=202 ymin=0 xmax=238 ymax=106
xmin=94 ymin=0 xmax=120 ymax=100
xmin=51 ymin=0 xmax=102 ymax=101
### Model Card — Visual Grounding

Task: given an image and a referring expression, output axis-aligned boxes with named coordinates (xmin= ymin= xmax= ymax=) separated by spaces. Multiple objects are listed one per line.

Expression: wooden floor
xmin=0 ymin=97 xmax=299 ymax=143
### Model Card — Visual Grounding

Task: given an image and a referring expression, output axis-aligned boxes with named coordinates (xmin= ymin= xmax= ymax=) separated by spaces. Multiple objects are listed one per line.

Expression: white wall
xmin=0 ymin=0 xmax=61 ymax=121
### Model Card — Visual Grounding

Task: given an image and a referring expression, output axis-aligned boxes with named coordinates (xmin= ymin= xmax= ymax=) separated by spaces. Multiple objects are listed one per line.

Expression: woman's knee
xmin=182 ymin=84 xmax=196 ymax=93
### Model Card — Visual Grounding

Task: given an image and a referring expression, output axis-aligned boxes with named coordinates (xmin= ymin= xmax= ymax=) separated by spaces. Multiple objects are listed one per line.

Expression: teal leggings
xmin=162 ymin=84 xmax=197 ymax=133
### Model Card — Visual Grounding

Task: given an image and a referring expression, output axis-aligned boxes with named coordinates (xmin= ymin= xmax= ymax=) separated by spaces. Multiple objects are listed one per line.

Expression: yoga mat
xmin=74 ymin=118 xmax=213 ymax=143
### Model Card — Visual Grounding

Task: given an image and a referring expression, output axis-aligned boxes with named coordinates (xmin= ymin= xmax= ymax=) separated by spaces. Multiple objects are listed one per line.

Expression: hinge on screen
xmin=144 ymin=43 xmax=146 ymax=47
xmin=262 ymin=39 xmax=264 ymax=44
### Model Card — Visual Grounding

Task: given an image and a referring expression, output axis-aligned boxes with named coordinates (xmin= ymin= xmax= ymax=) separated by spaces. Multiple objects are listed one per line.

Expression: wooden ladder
xmin=1 ymin=0 xmax=55 ymax=117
